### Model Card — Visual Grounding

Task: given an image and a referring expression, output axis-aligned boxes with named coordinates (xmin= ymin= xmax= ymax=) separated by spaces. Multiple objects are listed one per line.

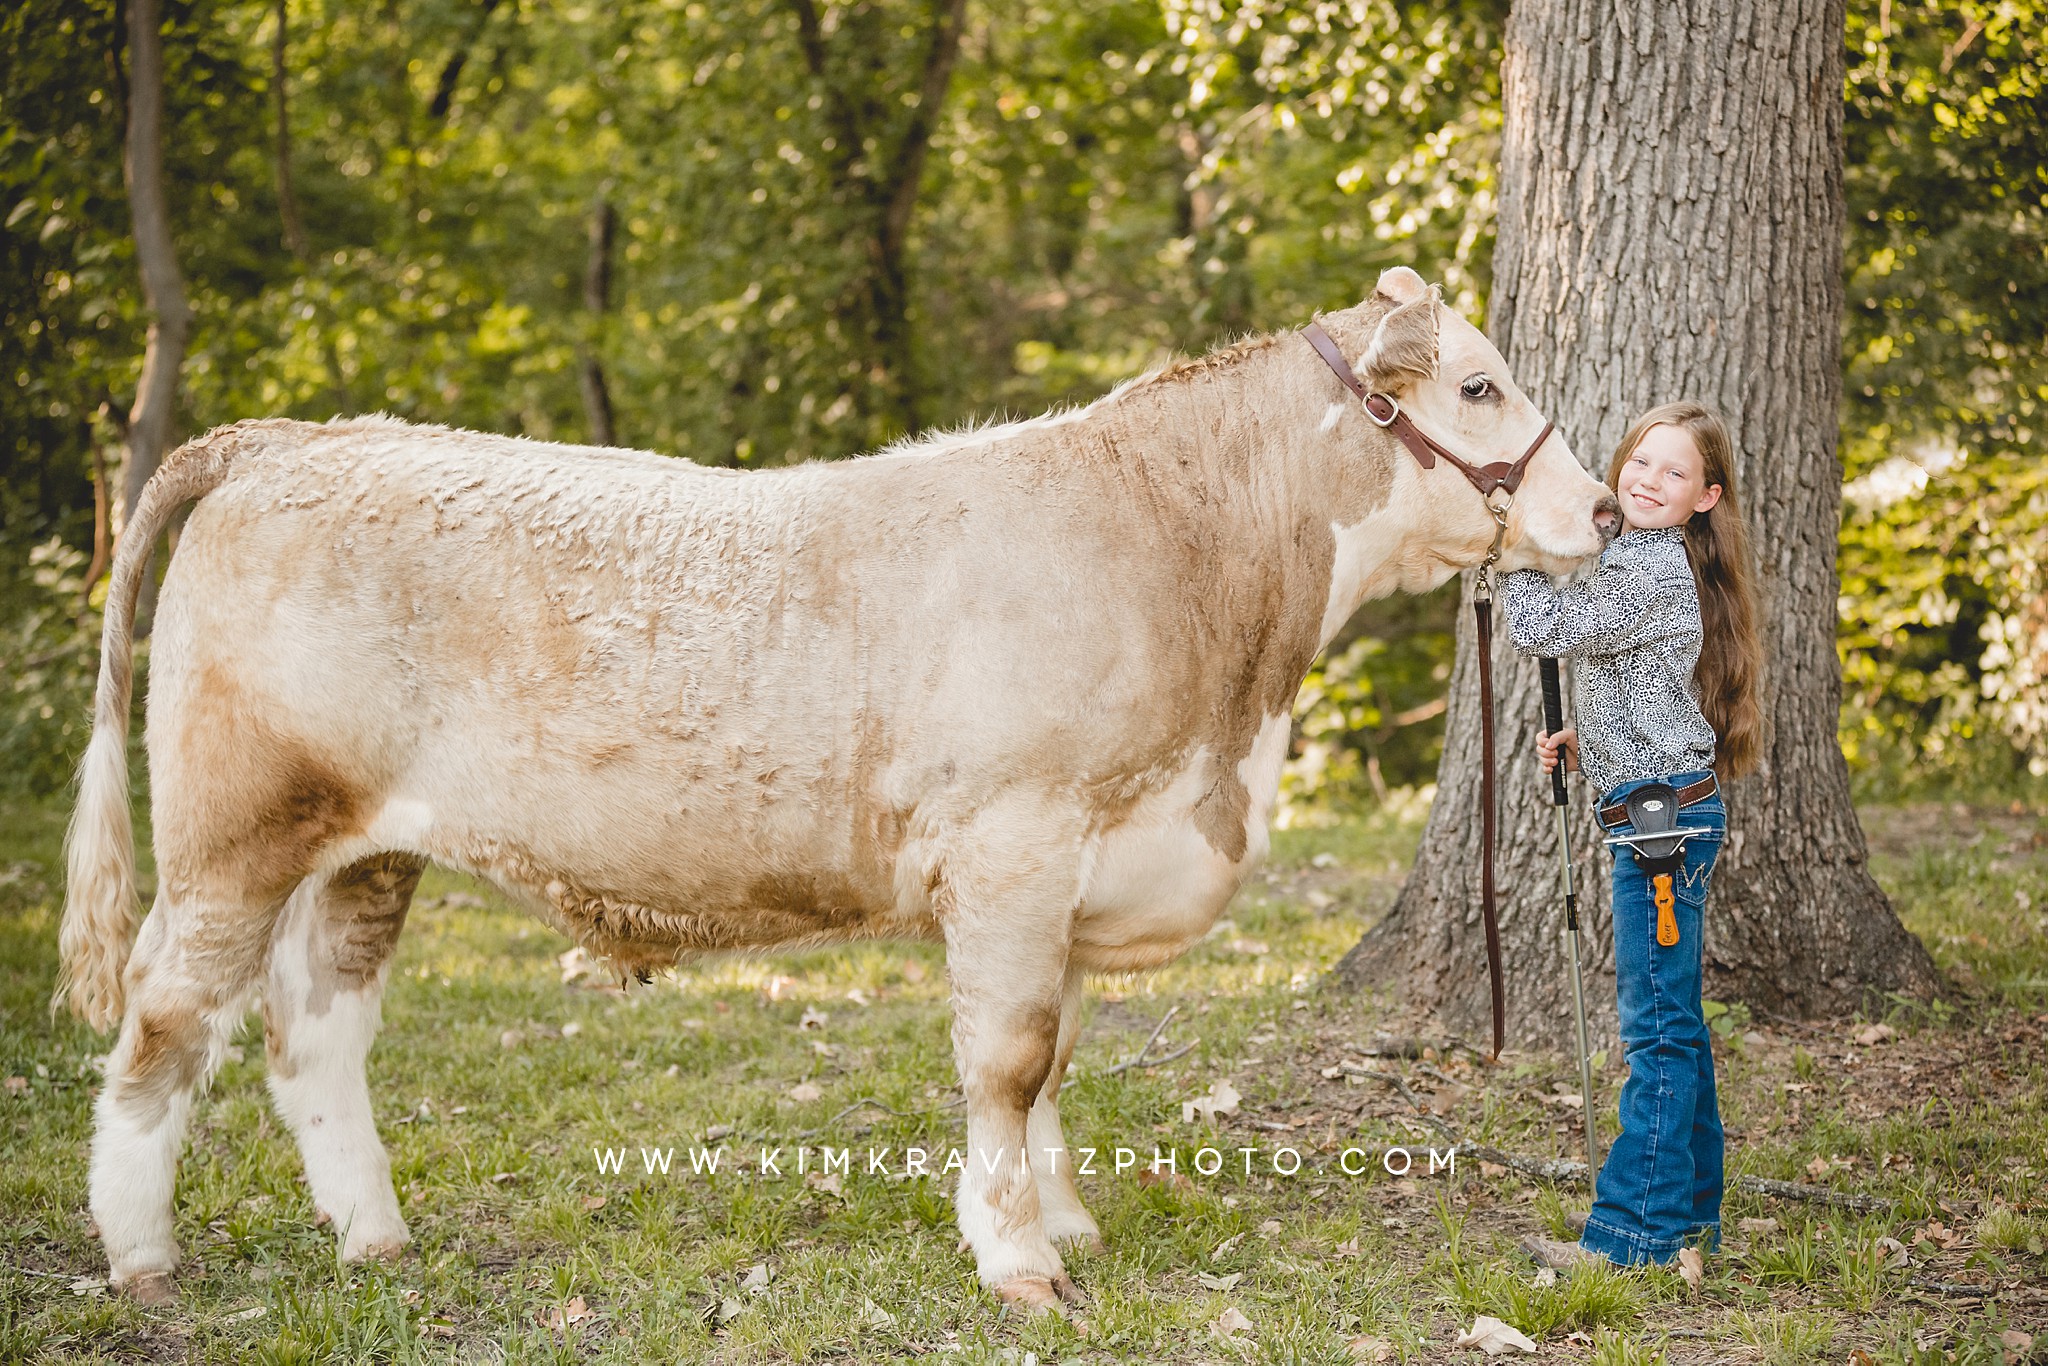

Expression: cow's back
xmin=150 ymin=417 xmax=1191 ymax=961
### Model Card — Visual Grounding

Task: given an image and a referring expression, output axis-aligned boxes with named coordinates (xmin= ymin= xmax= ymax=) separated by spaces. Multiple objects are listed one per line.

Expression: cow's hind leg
xmin=263 ymin=853 xmax=422 ymax=1262
xmin=91 ymin=893 xmax=276 ymax=1300
xmin=941 ymin=820 xmax=1083 ymax=1313
xmin=1028 ymin=963 xmax=1102 ymax=1251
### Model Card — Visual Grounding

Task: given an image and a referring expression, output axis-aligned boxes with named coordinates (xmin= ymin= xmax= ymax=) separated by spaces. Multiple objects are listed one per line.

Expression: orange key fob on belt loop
xmin=1653 ymin=874 xmax=1679 ymax=947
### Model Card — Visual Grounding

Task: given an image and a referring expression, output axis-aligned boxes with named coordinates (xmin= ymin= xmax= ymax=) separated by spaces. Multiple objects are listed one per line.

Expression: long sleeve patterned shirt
xmin=1496 ymin=524 xmax=1717 ymax=800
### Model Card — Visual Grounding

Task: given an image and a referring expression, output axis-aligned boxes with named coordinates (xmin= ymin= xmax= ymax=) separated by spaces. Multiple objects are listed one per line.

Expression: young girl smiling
xmin=1497 ymin=400 xmax=1763 ymax=1270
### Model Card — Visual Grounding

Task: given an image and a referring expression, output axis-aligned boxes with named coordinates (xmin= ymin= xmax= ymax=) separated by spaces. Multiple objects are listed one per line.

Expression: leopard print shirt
xmin=1496 ymin=524 xmax=1717 ymax=800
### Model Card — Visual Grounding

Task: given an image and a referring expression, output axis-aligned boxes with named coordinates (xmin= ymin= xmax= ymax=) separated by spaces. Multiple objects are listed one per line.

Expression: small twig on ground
xmin=1130 ymin=1040 xmax=1197 ymax=1069
xmin=795 ymin=1095 xmax=964 ymax=1139
xmin=1734 ymin=1175 xmax=1896 ymax=1215
xmin=1337 ymin=1062 xmax=1426 ymax=1114
xmin=1400 ymin=1115 xmax=1898 ymax=1212
xmin=1908 ymin=1278 xmax=1989 ymax=1298
xmin=1412 ymin=1062 xmax=1461 ymax=1088
xmin=1106 ymin=1005 xmax=1185 ymax=1074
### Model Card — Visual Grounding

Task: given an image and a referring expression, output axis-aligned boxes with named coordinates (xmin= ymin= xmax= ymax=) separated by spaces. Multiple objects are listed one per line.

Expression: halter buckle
xmin=1362 ymin=393 xmax=1400 ymax=428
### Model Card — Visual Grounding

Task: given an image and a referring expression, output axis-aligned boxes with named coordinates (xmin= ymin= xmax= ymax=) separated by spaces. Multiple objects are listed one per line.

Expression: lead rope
xmin=1473 ymin=501 xmax=1511 ymax=1061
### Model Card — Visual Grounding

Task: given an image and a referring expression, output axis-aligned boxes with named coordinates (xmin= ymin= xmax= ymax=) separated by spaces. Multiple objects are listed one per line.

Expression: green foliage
xmin=1837 ymin=0 xmax=2048 ymax=791
xmin=0 ymin=539 xmax=101 ymax=799
xmin=1 ymin=0 xmax=2045 ymax=805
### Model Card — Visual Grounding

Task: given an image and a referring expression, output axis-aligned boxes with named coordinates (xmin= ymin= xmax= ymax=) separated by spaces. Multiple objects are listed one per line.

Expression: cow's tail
xmin=57 ymin=426 xmax=251 ymax=1032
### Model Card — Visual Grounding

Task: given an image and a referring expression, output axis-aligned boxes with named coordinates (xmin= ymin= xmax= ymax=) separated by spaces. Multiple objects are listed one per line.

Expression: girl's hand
xmin=1537 ymin=726 xmax=1579 ymax=775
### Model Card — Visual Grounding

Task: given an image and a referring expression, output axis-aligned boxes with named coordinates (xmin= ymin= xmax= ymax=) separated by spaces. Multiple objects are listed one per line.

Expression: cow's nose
xmin=1593 ymin=494 xmax=1622 ymax=541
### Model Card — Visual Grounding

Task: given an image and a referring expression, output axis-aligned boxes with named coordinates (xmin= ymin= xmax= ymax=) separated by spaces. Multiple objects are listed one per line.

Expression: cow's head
xmin=1345 ymin=266 xmax=1618 ymax=577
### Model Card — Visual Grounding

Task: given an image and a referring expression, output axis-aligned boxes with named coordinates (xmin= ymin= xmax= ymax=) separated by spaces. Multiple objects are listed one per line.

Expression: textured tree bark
xmin=120 ymin=0 xmax=191 ymax=634
xmin=786 ymin=0 xmax=967 ymax=440
xmin=1333 ymin=0 xmax=1940 ymax=1046
xmin=579 ymin=197 xmax=618 ymax=447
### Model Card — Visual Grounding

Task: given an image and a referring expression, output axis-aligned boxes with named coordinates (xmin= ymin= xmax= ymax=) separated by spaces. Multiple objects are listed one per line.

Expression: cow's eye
xmin=1460 ymin=375 xmax=1494 ymax=401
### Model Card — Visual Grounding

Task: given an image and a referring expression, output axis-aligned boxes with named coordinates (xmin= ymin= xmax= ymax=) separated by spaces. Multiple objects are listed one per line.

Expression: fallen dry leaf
xmin=580 ymin=1194 xmax=607 ymax=1212
xmin=3 ymin=1076 xmax=26 ymax=1097
xmin=1854 ymin=1023 xmax=1896 ymax=1046
xmin=543 ymin=1295 xmax=593 ymax=1331
xmin=2002 ymin=1330 xmax=2034 ymax=1355
xmin=1915 ymin=1220 xmax=1962 ymax=1250
xmin=1197 ymin=1271 xmax=1244 ymax=1291
xmin=1332 ymin=1236 xmax=1361 ymax=1258
xmin=741 ymin=1263 xmax=771 ymax=1293
xmin=1738 ymin=1216 xmax=1779 ymax=1236
xmin=1806 ymin=1155 xmax=1832 ymax=1179
xmin=859 ymin=1299 xmax=894 ymax=1327
xmin=1135 ymin=1168 xmax=1195 ymax=1192
xmin=1348 ymin=1335 xmax=1394 ymax=1362
xmin=1876 ymin=1235 xmax=1911 ymax=1269
xmin=788 ymin=1082 xmax=823 ymax=1103
xmin=798 ymin=1006 xmax=829 ymax=1031
xmin=1455 ymin=1315 xmax=1539 ymax=1355
xmin=1183 ymin=1079 xmax=1242 ymax=1126
xmin=1212 ymin=1307 xmax=1255 ymax=1338
xmin=1677 ymin=1246 xmax=1704 ymax=1293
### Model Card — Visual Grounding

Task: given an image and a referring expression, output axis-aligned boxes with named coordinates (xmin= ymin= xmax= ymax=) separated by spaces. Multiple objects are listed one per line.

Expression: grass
xmin=1 ymin=794 xmax=2043 ymax=1362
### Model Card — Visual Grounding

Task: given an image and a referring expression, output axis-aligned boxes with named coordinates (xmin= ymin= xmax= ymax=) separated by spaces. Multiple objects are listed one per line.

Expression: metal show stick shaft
xmin=1541 ymin=657 xmax=1602 ymax=1179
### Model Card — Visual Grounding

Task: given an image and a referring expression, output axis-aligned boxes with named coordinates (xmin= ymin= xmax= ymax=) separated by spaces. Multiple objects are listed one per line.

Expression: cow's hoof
xmin=1052 ymin=1272 xmax=1088 ymax=1307
xmin=345 ymin=1239 xmax=408 ymax=1265
xmin=993 ymin=1276 xmax=1069 ymax=1316
xmin=121 ymin=1271 xmax=177 ymax=1305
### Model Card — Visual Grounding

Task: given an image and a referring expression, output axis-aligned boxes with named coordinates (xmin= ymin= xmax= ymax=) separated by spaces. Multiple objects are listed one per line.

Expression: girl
xmin=1497 ymin=400 xmax=1763 ymax=1270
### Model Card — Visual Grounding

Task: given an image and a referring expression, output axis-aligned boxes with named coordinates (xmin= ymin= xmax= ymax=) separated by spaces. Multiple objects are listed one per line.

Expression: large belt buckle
xmin=1600 ymin=783 xmax=1712 ymax=869
xmin=1363 ymin=393 xmax=1400 ymax=428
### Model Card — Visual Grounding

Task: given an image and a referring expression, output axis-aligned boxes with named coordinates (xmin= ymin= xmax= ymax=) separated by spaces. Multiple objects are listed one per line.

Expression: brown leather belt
xmin=1598 ymin=773 xmax=1717 ymax=828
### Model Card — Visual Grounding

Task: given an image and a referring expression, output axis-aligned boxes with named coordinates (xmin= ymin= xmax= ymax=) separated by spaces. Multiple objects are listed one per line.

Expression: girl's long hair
xmin=1605 ymin=402 xmax=1764 ymax=780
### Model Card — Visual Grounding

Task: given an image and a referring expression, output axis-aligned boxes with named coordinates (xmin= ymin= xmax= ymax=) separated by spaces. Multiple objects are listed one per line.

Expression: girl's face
xmin=1616 ymin=423 xmax=1722 ymax=531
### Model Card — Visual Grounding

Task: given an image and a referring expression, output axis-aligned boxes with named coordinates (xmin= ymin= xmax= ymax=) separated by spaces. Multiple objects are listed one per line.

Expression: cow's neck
xmin=1100 ymin=328 xmax=1443 ymax=663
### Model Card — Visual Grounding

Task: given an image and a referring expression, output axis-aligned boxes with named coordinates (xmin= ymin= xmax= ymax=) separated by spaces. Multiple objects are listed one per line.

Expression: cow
xmin=58 ymin=266 xmax=1619 ymax=1309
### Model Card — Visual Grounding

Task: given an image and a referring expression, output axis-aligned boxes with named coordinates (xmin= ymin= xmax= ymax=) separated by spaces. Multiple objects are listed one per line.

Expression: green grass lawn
xmin=2 ymin=795 xmax=2043 ymax=1364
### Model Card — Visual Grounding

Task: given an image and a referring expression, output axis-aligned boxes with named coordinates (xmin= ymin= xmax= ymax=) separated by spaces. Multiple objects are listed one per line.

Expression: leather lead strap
xmin=1304 ymin=316 xmax=1538 ymax=1060
xmin=1475 ymin=594 xmax=1506 ymax=1061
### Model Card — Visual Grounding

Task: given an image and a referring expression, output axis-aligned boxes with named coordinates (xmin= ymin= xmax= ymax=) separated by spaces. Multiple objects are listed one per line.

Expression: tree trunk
xmin=786 ymin=0 xmax=966 ymax=442
xmin=1333 ymin=0 xmax=1941 ymax=1047
xmin=579 ymin=196 xmax=617 ymax=447
xmin=120 ymin=0 xmax=191 ymax=633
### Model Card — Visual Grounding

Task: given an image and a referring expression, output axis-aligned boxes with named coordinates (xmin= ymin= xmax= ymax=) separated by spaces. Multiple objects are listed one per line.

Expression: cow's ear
xmin=1372 ymin=265 xmax=1429 ymax=305
xmin=1360 ymin=286 xmax=1439 ymax=390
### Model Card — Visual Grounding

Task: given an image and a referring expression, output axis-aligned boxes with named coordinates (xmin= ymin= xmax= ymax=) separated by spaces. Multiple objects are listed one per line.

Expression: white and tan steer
xmin=60 ymin=267 xmax=1618 ymax=1308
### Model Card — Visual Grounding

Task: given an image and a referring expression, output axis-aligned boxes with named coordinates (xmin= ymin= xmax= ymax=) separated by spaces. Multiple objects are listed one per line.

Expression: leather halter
xmin=1301 ymin=319 xmax=1554 ymax=505
xmin=1301 ymin=317 xmax=1562 ymax=1062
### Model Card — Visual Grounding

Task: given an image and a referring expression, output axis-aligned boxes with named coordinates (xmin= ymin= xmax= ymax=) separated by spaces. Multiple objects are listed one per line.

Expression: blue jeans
xmin=1578 ymin=769 xmax=1726 ymax=1267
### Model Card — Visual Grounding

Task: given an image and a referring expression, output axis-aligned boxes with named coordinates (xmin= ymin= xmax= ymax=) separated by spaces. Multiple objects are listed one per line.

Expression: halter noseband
xmin=1300 ymin=319 xmax=1556 ymax=580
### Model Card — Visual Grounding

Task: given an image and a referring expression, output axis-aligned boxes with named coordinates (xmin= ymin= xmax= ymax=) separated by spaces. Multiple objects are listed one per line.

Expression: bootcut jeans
xmin=1577 ymin=768 xmax=1727 ymax=1267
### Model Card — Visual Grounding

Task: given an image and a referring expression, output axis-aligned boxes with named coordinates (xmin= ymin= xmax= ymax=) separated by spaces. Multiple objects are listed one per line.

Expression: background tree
xmin=1335 ymin=0 xmax=1943 ymax=1043
xmin=1 ymin=0 xmax=2040 ymax=829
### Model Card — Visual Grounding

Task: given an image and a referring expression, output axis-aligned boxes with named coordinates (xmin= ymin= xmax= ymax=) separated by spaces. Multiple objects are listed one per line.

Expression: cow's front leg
xmin=941 ymin=848 xmax=1082 ymax=1313
xmin=1029 ymin=962 xmax=1101 ymax=1251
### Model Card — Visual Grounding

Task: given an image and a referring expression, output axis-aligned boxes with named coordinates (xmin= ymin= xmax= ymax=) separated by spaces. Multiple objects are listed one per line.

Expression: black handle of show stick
xmin=1540 ymin=657 xmax=1568 ymax=807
